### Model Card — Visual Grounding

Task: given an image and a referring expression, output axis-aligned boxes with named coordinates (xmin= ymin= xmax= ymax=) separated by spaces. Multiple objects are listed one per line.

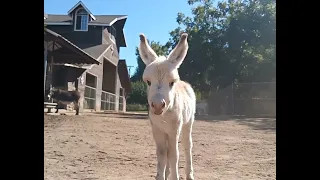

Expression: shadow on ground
xmin=236 ymin=117 xmax=275 ymax=132
xmin=85 ymin=111 xmax=149 ymax=120
xmin=86 ymin=112 xmax=276 ymax=132
xmin=196 ymin=115 xmax=276 ymax=132
xmin=116 ymin=115 xmax=148 ymax=120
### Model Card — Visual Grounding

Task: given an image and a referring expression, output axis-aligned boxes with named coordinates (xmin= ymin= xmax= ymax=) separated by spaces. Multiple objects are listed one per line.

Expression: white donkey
xmin=139 ymin=33 xmax=195 ymax=180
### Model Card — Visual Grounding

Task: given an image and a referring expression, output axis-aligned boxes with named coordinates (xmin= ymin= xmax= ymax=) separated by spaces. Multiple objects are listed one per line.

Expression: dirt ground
xmin=44 ymin=112 xmax=276 ymax=180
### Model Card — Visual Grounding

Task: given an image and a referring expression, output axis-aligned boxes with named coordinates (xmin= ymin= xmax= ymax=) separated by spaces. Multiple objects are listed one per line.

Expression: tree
xmin=167 ymin=0 xmax=276 ymax=92
xmin=126 ymin=81 xmax=148 ymax=105
xmin=130 ymin=41 xmax=170 ymax=82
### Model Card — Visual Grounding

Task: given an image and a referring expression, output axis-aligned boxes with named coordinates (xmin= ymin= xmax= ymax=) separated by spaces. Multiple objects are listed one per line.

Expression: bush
xmin=194 ymin=89 xmax=202 ymax=102
xmin=127 ymin=81 xmax=148 ymax=105
xmin=126 ymin=104 xmax=148 ymax=111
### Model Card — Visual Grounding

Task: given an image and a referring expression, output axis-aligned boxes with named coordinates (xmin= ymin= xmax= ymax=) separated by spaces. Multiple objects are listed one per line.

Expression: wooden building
xmin=44 ymin=1 xmax=131 ymax=112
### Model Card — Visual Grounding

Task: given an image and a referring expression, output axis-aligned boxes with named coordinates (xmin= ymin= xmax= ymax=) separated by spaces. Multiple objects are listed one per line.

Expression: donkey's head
xmin=139 ymin=33 xmax=189 ymax=115
xmin=47 ymin=88 xmax=59 ymax=100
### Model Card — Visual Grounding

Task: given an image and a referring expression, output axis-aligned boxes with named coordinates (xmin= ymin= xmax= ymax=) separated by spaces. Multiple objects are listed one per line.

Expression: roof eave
xmin=119 ymin=32 xmax=127 ymax=47
xmin=44 ymin=28 xmax=100 ymax=65
xmin=122 ymin=30 xmax=127 ymax=47
xmin=118 ymin=60 xmax=132 ymax=93
xmin=67 ymin=1 xmax=96 ymax=21
xmin=113 ymin=17 xmax=128 ymax=47
xmin=109 ymin=15 xmax=128 ymax=26
xmin=89 ymin=14 xmax=96 ymax=21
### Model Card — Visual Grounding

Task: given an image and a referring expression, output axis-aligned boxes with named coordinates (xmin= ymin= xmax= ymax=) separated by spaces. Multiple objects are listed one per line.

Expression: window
xmin=74 ymin=8 xmax=88 ymax=31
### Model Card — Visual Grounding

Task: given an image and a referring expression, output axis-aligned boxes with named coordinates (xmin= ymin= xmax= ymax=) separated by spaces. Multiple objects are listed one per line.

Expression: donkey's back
xmin=172 ymin=80 xmax=196 ymax=124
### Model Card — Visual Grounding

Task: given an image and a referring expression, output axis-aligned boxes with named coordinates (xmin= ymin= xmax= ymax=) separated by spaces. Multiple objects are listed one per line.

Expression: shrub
xmin=126 ymin=104 xmax=148 ymax=111
xmin=127 ymin=81 xmax=148 ymax=105
xmin=194 ymin=89 xmax=202 ymax=102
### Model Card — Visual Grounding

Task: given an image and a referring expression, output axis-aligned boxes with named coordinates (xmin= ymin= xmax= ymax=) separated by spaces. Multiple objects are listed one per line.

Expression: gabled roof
xmin=81 ymin=44 xmax=111 ymax=59
xmin=44 ymin=28 xmax=100 ymax=65
xmin=44 ymin=1 xmax=128 ymax=47
xmin=67 ymin=1 xmax=96 ymax=21
xmin=44 ymin=14 xmax=127 ymax=26
xmin=118 ymin=60 xmax=132 ymax=94
xmin=44 ymin=14 xmax=128 ymax=47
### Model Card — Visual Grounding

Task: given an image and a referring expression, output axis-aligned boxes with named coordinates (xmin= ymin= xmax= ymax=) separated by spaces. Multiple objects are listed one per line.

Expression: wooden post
xmin=44 ymin=41 xmax=48 ymax=96
xmin=50 ymin=42 xmax=55 ymax=103
xmin=114 ymin=66 xmax=119 ymax=111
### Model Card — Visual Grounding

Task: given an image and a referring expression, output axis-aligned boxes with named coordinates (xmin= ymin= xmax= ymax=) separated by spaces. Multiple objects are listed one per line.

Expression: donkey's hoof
xmin=186 ymin=174 xmax=194 ymax=180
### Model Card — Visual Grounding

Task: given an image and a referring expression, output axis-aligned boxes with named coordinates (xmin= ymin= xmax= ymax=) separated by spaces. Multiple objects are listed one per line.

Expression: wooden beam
xmin=48 ymin=53 xmax=83 ymax=60
xmin=54 ymin=38 xmax=98 ymax=64
xmin=44 ymin=35 xmax=58 ymax=42
xmin=48 ymin=52 xmax=97 ymax=64
xmin=45 ymin=36 xmax=99 ymax=65
xmin=44 ymin=41 xmax=48 ymax=95
xmin=50 ymin=42 xmax=55 ymax=103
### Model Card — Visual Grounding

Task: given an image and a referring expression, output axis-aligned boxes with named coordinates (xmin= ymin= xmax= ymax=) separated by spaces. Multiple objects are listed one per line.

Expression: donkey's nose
xmin=151 ymin=100 xmax=166 ymax=110
xmin=150 ymin=93 xmax=166 ymax=115
xmin=151 ymin=100 xmax=166 ymax=115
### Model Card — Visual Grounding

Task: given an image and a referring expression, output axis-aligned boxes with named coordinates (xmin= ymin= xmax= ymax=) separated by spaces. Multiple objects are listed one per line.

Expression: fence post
xmin=231 ymin=81 xmax=235 ymax=114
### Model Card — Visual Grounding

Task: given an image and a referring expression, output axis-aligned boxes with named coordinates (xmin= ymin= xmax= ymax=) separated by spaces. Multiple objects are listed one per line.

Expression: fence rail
xmin=101 ymin=90 xmax=116 ymax=111
xmin=84 ymin=85 xmax=96 ymax=109
xmin=204 ymin=81 xmax=276 ymax=116
xmin=119 ymin=96 xmax=124 ymax=111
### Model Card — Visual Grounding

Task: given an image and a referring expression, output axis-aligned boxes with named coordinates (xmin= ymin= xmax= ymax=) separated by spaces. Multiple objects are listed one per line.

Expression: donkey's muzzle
xmin=150 ymin=93 xmax=166 ymax=115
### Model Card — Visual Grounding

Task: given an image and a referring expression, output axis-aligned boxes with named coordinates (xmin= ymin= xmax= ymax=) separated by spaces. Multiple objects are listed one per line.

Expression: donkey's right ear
xmin=138 ymin=34 xmax=158 ymax=65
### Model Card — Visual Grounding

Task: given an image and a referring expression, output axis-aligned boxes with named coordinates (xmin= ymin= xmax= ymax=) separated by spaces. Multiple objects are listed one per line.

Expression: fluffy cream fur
xmin=139 ymin=33 xmax=196 ymax=180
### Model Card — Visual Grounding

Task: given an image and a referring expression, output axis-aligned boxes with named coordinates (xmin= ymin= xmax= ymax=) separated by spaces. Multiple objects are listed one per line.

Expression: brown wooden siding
xmin=46 ymin=22 xmax=127 ymax=112
xmin=86 ymin=63 xmax=103 ymax=111
xmin=102 ymin=60 xmax=116 ymax=93
xmin=46 ymin=25 xmax=103 ymax=48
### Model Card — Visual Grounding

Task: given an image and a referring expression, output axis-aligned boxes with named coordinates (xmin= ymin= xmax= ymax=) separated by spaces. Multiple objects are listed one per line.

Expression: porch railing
xmin=84 ymin=85 xmax=96 ymax=109
xmin=119 ymin=96 xmax=124 ymax=111
xmin=101 ymin=90 xmax=116 ymax=111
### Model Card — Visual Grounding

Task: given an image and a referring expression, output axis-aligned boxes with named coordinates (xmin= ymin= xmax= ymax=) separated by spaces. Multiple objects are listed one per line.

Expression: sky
xmin=44 ymin=0 xmax=194 ymax=76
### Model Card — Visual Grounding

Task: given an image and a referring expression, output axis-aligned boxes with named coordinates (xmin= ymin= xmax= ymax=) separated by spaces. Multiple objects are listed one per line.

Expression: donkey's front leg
xmin=152 ymin=125 xmax=168 ymax=180
xmin=182 ymin=121 xmax=194 ymax=180
xmin=167 ymin=132 xmax=181 ymax=180
xmin=74 ymin=101 xmax=80 ymax=115
xmin=165 ymin=154 xmax=170 ymax=180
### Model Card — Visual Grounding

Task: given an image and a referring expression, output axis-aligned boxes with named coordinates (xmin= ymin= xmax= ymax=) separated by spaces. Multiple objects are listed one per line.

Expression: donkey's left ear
xmin=139 ymin=34 xmax=159 ymax=66
xmin=167 ymin=33 xmax=189 ymax=68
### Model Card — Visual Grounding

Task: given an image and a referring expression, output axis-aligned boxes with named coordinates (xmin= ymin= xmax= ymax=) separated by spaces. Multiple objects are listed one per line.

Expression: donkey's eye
xmin=146 ymin=80 xmax=151 ymax=86
xmin=169 ymin=82 xmax=175 ymax=87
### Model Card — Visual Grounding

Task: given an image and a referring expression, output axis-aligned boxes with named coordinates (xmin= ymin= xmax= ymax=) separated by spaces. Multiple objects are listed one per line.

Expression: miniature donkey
xmin=139 ymin=33 xmax=195 ymax=180
xmin=47 ymin=88 xmax=81 ymax=115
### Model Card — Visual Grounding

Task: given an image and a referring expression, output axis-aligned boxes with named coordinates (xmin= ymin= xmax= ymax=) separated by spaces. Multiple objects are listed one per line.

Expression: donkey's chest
xmin=149 ymin=113 xmax=181 ymax=134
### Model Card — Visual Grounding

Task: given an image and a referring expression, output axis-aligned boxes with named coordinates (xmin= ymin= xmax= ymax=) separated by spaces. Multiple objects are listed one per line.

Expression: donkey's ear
xmin=138 ymin=34 xmax=158 ymax=65
xmin=167 ymin=33 xmax=189 ymax=68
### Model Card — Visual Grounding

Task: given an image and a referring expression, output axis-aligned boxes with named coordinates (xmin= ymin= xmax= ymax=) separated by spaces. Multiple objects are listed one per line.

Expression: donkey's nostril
xmin=161 ymin=99 xmax=166 ymax=108
xmin=151 ymin=102 xmax=155 ymax=107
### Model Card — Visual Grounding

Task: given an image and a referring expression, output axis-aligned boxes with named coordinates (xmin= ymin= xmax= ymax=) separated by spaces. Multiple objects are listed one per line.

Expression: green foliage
xmin=129 ymin=0 xmax=276 ymax=111
xmin=194 ymin=89 xmax=202 ymax=102
xmin=167 ymin=0 xmax=276 ymax=91
xmin=126 ymin=104 xmax=148 ymax=111
xmin=126 ymin=81 xmax=148 ymax=104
